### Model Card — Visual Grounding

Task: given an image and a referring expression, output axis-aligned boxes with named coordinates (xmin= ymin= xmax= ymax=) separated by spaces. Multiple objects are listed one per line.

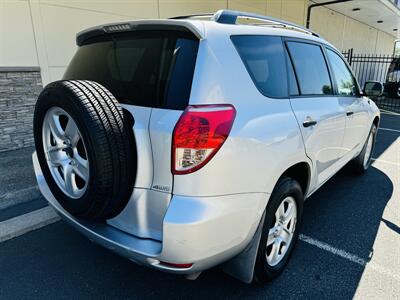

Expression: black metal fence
xmin=342 ymin=48 xmax=400 ymax=113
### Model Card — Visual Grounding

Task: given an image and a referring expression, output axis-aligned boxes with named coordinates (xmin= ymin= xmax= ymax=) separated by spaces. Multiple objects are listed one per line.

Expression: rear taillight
xmin=172 ymin=104 xmax=236 ymax=175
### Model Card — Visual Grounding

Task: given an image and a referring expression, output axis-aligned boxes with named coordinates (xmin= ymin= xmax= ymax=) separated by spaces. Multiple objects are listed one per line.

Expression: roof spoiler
xmin=76 ymin=20 xmax=204 ymax=46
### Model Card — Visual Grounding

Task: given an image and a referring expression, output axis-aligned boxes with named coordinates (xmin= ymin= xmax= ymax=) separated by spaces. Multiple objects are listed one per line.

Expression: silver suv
xmin=32 ymin=10 xmax=380 ymax=283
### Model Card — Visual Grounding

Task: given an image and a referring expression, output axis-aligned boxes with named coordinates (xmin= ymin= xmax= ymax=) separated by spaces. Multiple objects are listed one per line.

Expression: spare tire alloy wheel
xmin=34 ymin=80 xmax=136 ymax=220
xmin=42 ymin=107 xmax=89 ymax=199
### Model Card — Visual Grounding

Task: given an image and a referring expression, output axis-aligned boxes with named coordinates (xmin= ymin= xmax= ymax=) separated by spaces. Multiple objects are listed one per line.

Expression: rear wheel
xmin=254 ymin=177 xmax=303 ymax=282
xmin=34 ymin=80 xmax=136 ymax=220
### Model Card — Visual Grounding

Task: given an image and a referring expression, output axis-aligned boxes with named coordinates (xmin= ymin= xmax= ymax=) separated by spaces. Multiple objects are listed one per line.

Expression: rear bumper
xmin=33 ymin=152 xmax=267 ymax=274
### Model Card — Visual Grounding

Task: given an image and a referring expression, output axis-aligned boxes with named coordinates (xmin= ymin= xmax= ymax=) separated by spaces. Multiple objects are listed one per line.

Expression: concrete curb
xmin=0 ymin=206 xmax=60 ymax=243
xmin=0 ymin=186 xmax=42 ymax=211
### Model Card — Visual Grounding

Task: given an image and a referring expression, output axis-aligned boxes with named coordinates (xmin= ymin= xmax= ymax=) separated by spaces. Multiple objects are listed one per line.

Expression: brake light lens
xmin=172 ymin=104 xmax=236 ymax=175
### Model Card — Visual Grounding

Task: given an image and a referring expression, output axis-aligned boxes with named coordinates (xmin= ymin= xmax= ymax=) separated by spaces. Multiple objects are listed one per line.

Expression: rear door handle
xmin=346 ymin=111 xmax=354 ymax=116
xmin=303 ymin=118 xmax=317 ymax=128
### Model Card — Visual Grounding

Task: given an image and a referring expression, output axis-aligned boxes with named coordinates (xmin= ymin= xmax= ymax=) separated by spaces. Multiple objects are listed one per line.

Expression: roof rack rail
xmin=169 ymin=13 xmax=214 ymax=20
xmin=214 ymin=10 xmax=320 ymax=37
xmin=169 ymin=9 xmax=320 ymax=38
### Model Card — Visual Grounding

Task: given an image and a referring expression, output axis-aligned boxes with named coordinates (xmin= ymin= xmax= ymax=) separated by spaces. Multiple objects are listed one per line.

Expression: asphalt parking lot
xmin=0 ymin=112 xmax=399 ymax=299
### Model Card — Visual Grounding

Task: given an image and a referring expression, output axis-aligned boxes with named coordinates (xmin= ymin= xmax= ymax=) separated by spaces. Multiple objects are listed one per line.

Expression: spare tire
xmin=33 ymin=80 xmax=136 ymax=220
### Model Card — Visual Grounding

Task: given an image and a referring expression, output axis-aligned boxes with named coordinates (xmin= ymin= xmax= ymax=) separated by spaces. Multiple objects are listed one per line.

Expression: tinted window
xmin=287 ymin=42 xmax=332 ymax=95
xmin=286 ymin=51 xmax=299 ymax=96
xmin=387 ymin=58 xmax=400 ymax=83
xmin=63 ymin=31 xmax=199 ymax=110
xmin=231 ymin=35 xmax=288 ymax=98
xmin=326 ymin=49 xmax=358 ymax=96
xmin=389 ymin=58 xmax=400 ymax=72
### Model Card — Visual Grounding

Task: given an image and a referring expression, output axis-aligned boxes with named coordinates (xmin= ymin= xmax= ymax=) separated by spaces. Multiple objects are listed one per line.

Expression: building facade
xmin=0 ymin=0 xmax=399 ymax=151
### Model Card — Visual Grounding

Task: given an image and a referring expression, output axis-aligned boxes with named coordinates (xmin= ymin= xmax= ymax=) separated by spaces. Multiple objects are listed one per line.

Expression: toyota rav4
xmin=32 ymin=10 xmax=380 ymax=283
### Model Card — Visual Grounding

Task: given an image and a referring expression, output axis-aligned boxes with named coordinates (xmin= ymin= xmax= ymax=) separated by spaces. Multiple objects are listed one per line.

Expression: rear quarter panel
xmin=173 ymin=26 xmax=311 ymax=197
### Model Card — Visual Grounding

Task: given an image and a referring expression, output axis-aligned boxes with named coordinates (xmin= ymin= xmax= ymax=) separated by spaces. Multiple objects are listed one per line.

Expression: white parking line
xmin=0 ymin=206 xmax=60 ymax=243
xmin=0 ymin=186 xmax=41 ymax=210
xmin=299 ymin=234 xmax=400 ymax=282
xmin=372 ymin=158 xmax=400 ymax=166
xmin=380 ymin=110 xmax=400 ymax=116
xmin=379 ymin=127 xmax=400 ymax=133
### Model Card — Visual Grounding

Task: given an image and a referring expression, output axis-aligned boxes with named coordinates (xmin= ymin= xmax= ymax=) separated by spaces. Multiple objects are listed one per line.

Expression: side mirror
xmin=363 ymin=81 xmax=383 ymax=97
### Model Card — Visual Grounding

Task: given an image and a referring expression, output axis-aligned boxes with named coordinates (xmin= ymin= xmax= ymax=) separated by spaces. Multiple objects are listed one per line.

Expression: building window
xmin=395 ymin=40 xmax=400 ymax=56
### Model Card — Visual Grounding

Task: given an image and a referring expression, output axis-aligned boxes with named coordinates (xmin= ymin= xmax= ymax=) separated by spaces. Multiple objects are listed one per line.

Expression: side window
xmin=286 ymin=42 xmax=333 ymax=95
xmin=285 ymin=51 xmax=299 ymax=96
xmin=231 ymin=35 xmax=288 ymax=98
xmin=326 ymin=49 xmax=358 ymax=96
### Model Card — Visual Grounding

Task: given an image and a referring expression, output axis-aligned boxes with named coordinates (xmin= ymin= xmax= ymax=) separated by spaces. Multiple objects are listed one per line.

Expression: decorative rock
xmin=0 ymin=71 xmax=42 ymax=152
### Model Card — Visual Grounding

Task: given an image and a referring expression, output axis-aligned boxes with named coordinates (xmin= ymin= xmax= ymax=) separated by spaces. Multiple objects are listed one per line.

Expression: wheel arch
xmin=223 ymin=161 xmax=310 ymax=283
xmin=278 ymin=161 xmax=311 ymax=196
xmin=373 ymin=115 xmax=380 ymax=128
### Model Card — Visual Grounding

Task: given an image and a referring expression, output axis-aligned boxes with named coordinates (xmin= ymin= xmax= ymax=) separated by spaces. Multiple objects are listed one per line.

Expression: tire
xmin=351 ymin=124 xmax=377 ymax=175
xmin=254 ymin=177 xmax=303 ymax=282
xmin=33 ymin=80 xmax=136 ymax=220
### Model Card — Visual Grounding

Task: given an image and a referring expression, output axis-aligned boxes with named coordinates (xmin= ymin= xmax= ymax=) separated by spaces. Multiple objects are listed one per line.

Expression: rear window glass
xmin=63 ymin=31 xmax=199 ymax=110
xmin=231 ymin=35 xmax=288 ymax=98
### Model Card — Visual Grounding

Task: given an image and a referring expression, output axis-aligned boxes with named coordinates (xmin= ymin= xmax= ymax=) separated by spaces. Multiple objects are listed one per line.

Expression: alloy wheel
xmin=266 ymin=196 xmax=297 ymax=266
xmin=42 ymin=107 xmax=89 ymax=199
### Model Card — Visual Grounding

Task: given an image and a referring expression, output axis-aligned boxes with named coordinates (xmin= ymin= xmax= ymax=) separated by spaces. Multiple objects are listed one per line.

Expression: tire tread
xmin=33 ymin=80 xmax=136 ymax=220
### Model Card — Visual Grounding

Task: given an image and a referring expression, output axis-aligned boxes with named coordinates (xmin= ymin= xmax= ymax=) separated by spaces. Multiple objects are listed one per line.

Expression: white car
xmin=32 ymin=10 xmax=380 ymax=283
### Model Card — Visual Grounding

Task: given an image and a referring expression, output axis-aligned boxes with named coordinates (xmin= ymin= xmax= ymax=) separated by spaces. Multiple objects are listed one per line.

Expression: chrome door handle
xmin=303 ymin=117 xmax=317 ymax=128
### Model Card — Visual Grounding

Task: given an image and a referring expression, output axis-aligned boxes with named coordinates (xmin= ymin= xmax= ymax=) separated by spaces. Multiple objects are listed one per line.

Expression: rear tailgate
xmin=63 ymin=26 xmax=199 ymax=239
